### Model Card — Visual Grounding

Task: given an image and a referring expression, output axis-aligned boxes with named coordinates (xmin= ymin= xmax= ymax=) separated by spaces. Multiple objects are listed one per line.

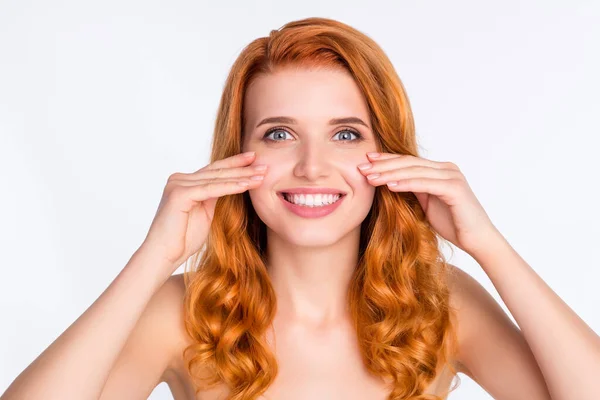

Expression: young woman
xmin=3 ymin=17 xmax=599 ymax=400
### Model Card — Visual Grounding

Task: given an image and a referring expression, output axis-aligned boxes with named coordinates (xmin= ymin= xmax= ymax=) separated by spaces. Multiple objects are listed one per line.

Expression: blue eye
xmin=262 ymin=127 xmax=363 ymax=143
xmin=333 ymin=130 xmax=362 ymax=142
xmin=263 ymin=128 xmax=292 ymax=142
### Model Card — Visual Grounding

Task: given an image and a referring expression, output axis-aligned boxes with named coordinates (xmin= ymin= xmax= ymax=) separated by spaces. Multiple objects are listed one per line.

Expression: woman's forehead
xmin=244 ymin=68 xmax=371 ymax=129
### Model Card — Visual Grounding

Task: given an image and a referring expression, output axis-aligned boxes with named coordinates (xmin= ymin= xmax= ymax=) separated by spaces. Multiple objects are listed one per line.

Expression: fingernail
xmin=242 ymin=151 xmax=255 ymax=157
xmin=358 ymin=163 xmax=372 ymax=170
xmin=254 ymin=164 xmax=267 ymax=171
xmin=367 ymin=152 xmax=380 ymax=158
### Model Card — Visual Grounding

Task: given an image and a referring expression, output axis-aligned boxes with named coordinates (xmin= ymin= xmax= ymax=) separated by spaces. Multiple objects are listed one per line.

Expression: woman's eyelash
xmin=262 ymin=126 xmax=364 ymax=143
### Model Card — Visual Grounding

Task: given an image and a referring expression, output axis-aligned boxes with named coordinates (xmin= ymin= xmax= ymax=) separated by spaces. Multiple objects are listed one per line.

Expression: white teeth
xmin=284 ymin=193 xmax=341 ymax=207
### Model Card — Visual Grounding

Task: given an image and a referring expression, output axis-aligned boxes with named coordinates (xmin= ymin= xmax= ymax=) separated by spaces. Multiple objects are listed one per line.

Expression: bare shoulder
xmin=98 ymin=273 xmax=193 ymax=398
xmin=132 ymin=272 xmax=190 ymax=369
xmin=160 ymin=272 xmax=186 ymax=308
xmin=443 ymin=263 xmax=550 ymax=399
xmin=118 ymin=272 xmax=192 ymax=379
xmin=445 ymin=263 xmax=508 ymax=371
xmin=157 ymin=274 xmax=202 ymax=399
xmin=444 ymin=263 xmax=503 ymax=376
xmin=158 ymin=273 xmax=194 ymax=371
xmin=440 ymin=264 xmax=473 ymax=375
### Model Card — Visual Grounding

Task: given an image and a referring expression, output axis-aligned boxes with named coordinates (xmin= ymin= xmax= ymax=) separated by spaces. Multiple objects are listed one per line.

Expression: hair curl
xmin=182 ymin=16 xmax=462 ymax=400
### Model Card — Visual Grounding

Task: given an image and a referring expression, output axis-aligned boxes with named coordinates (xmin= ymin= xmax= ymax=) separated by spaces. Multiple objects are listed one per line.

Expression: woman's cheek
xmin=251 ymin=153 xmax=282 ymax=184
xmin=339 ymin=155 xmax=371 ymax=186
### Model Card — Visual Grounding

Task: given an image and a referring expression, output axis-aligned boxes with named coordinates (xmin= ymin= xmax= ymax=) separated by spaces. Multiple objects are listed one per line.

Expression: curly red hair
xmin=181 ymin=17 xmax=462 ymax=400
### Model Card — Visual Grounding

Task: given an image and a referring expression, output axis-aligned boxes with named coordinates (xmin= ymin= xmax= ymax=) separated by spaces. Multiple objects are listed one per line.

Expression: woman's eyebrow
xmin=255 ymin=116 xmax=370 ymax=129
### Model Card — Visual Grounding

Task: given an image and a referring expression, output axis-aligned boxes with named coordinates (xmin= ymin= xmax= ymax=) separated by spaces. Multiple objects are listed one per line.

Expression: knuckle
xmin=444 ymin=161 xmax=460 ymax=171
xmin=164 ymin=180 xmax=176 ymax=193
xmin=168 ymin=172 xmax=184 ymax=181
xmin=448 ymin=169 xmax=463 ymax=180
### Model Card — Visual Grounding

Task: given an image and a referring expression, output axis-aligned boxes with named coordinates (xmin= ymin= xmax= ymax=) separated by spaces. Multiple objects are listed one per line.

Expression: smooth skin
xmin=4 ymin=66 xmax=598 ymax=399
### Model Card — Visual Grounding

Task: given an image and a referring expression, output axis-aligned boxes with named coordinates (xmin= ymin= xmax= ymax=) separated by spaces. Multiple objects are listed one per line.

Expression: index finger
xmin=197 ymin=151 xmax=256 ymax=173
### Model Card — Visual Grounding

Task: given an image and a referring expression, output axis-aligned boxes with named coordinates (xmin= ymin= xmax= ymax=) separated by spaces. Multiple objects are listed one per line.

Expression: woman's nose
xmin=292 ymin=143 xmax=332 ymax=180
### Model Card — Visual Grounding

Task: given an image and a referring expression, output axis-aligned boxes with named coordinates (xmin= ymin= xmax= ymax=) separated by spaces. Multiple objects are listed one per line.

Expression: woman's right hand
xmin=138 ymin=151 xmax=266 ymax=273
xmin=0 ymin=155 xmax=265 ymax=400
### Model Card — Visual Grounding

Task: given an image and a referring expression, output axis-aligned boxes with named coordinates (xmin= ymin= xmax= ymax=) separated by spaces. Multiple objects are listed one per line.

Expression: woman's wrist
xmin=125 ymin=246 xmax=178 ymax=292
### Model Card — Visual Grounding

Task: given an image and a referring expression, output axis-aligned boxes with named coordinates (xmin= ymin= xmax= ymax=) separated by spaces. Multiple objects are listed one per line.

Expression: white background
xmin=1 ymin=1 xmax=599 ymax=398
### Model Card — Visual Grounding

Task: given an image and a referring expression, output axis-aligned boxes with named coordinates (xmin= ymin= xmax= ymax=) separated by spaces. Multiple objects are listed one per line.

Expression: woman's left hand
xmin=358 ymin=152 xmax=503 ymax=257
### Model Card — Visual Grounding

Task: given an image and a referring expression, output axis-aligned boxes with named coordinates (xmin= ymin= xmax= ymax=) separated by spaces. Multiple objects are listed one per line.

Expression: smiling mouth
xmin=279 ymin=192 xmax=346 ymax=206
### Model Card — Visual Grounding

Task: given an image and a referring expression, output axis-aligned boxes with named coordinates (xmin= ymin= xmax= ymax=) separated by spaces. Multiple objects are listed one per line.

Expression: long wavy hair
xmin=181 ymin=17 xmax=462 ymax=400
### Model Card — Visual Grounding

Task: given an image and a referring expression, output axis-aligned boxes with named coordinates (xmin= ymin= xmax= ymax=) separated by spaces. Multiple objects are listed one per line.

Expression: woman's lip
xmin=277 ymin=188 xmax=347 ymax=195
xmin=277 ymin=192 xmax=345 ymax=218
xmin=278 ymin=191 xmax=346 ymax=196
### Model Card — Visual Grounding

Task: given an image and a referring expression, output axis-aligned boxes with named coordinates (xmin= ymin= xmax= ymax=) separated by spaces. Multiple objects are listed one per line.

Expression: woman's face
xmin=241 ymin=66 xmax=379 ymax=248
